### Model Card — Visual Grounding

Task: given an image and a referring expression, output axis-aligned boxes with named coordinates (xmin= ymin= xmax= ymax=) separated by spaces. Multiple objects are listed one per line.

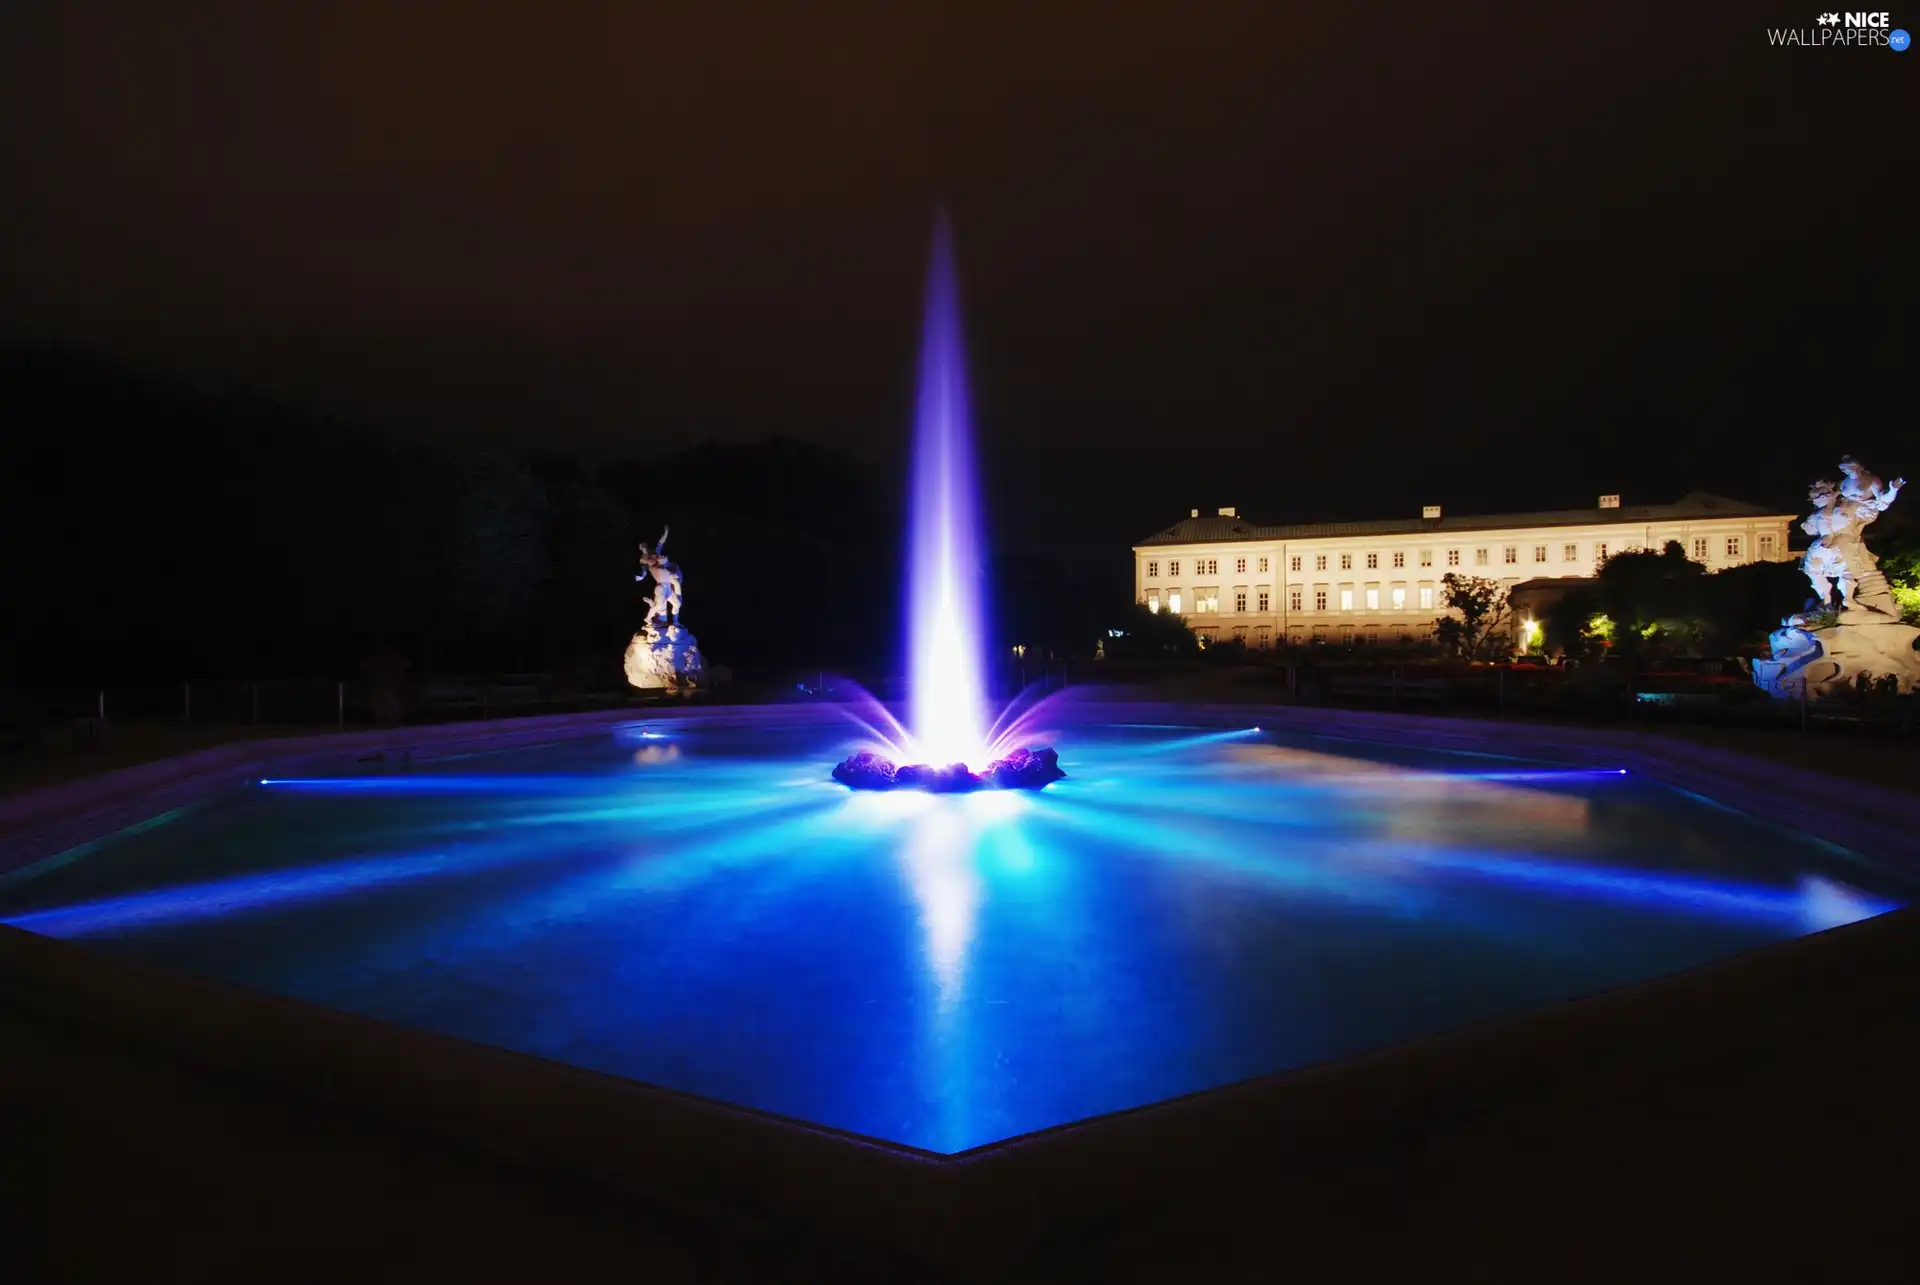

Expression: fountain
xmin=1752 ymin=457 xmax=1919 ymax=698
xmin=833 ymin=216 xmax=1064 ymax=792
xmin=5 ymin=216 xmax=1913 ymax=1172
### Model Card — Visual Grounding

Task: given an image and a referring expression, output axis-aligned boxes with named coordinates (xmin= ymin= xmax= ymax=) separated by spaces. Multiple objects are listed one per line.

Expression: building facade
xmin=1132 ymin=492 xmax=1796 ymax=649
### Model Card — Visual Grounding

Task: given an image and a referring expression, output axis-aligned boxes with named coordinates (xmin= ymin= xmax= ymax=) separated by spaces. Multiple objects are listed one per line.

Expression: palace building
xmin=1133 ymin=492 xmax=1797 ymax=649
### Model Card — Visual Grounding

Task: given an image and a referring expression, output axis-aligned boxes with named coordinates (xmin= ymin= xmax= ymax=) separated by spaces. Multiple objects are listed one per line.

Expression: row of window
xmin=1146 ymin=584 xmax=1440 ymax=615
xmin=1693 ymin=535 xmax=1771 ymax=560
xmin=1146 ymin=534 xmax=1773 ymax=579
xmin=1200 ymin=625 xmax=1433 ymax=649
xmin=1144 ymin=556 xmax=1271 ymax=577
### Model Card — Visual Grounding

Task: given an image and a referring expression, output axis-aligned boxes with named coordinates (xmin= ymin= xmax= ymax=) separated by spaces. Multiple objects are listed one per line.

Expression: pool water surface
xmin=1 ymin=715 xmax=1909 ymax=1154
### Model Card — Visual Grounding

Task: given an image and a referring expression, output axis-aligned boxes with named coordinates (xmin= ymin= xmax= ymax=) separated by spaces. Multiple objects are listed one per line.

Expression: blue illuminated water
xmin=3 ymin=711 xmax=1911 ymax=1154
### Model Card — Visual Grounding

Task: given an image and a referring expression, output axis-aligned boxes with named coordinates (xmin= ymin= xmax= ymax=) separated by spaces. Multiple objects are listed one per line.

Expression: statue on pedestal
xmin=624 ymin=527 xmax=706 ymax=695
xmin=636 ymin=526 xmax=685 ymax=628
xmin=1753 ymin=458 xmax=1918 ymax=699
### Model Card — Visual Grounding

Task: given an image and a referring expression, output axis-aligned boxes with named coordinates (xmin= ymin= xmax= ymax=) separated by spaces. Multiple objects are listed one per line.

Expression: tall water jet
xmin=832 ymin=216 xmax=1064 ymax=793
xmin=906 ymin=215 xmax=989 ymax=768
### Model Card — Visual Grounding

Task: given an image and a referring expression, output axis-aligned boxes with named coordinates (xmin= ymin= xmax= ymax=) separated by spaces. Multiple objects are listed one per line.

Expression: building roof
xmin=1134 ymin=492 xmax=1794 ymax=548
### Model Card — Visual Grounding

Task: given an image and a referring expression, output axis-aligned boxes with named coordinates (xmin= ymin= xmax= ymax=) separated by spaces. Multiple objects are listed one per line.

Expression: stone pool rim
xmin=2 ymin=700 xmax=1916 ymax=1271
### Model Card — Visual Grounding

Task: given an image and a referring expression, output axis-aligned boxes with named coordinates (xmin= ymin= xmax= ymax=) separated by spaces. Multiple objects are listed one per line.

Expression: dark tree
xmin=1433 ymin=573 xmax=1513 ymax=661
xmin=1574 ymin=542 xmax=1708 ymax=664
xmin=1104 ymin=602 xmax=1199 ymax=659
xmin=1700 ymin=559 xmax=1814 ymax=654
xmin=0 ymin=343 xmax=643 ymax=686
xmin=1541 ymin=583 xmax=1607 ymax=659
xmin=1866 ymin=518 xmax=1920 ymax=626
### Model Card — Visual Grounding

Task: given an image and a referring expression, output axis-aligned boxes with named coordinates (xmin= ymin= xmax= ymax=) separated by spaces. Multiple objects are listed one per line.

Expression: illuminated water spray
xmin=831 ymin=216 xmax=1064 ymax=791
xmin=907 ymin=216 xmax=989 ymax=767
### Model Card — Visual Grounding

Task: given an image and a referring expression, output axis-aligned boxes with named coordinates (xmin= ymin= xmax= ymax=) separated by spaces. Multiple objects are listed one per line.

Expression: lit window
xmin=1147 ymin=560 xmax=1159 ymax=577
xmin=1315 ymin=554 xmax=1328 ymax=571
xmin=1447 ymin=549 xmax=1461 ymax=567
xmin=1365 ymin=553 xmax=1379 ymax=570
xmin=1197 ymin=587 xmax=1219 ymax=613
xmin=1258 ymin=588 xmax=1271 ymax=612
xmin=1147 ymin=591 xmax=1161 ymax=612
xmin=1169 ymin=560 xmax=1180 ymax=576
xmin=1340 ymin=553 xmax=1353 ymax=570
xmin=1339 ymin=589 xmax=1355 ymax=611
xmin=1476 ymin=549 xmax=1490 ymax=566
xmin=1692 ymin=537 xmax=1708 ymax=560
xmin=1758 ymin=534 xmax=1776 ymax=557
xmin=1234 ymin=589 xmax=1248 ymax=613
xmin=1419 ymin=550 xmax=1433 ymax=567
xmin=1290 ymin=555 xmax=1302 ymax=571
xmin=1563 ymin=543 xmax=1578 ymax=562
xmin=1391 ymin=586 xmax=1406 ymax=609
xmin=1314 ymin=589 xmax=1328 ymax=611
xmin=1726 ymin=536 xmax=1742 ymax=558
xmin=1419 ymin=585 xmax=1435 ymax=609
xmin=1392 ymin=551 xmax=1405 ymax=568
xmin=1533 ymin=546 xmax=1547 ymax=562
xmin=1503 ymin=547 xmax=1517 ymax=564
xmin=1236 ymin=557 xmax=1247 ymax=574
xmin=1365 ymin=588 xmax=1379 ymax=610
xmin=1285 ymin=588 xmax=1298 ymax=612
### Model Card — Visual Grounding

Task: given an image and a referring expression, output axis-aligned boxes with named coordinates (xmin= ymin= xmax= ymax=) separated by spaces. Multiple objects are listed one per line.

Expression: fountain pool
xmin=1 ymin=704 xmax=1908 ymax=1156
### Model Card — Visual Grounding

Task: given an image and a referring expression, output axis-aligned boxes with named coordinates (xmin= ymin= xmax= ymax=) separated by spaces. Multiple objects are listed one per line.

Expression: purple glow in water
xmin=907 ymin=216 xmax=990 ymax=768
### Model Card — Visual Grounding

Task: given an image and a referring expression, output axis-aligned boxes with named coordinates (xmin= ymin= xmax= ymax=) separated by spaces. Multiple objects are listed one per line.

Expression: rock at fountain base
xmin=986 ymin=746 xmax=1067 ymax=789
xmin=1752 ymin=613 xmax=1920 ymax=698
xmin=832 ymin=751 xmax=898 ymax=790
xmin=625 ymin=624 xmax=706 ymax=696
xmin=833 ymin=746 xmax=1066 ymax=793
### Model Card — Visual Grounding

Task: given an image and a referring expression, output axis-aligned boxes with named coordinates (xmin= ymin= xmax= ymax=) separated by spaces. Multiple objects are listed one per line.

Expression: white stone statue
xmin=624 ymin=526 xmax=705 ymax=695
xmin=1753 ymin=457 xmax=1918 ymax=699
xmin=635 ymin=526 xmax=684 ymax=628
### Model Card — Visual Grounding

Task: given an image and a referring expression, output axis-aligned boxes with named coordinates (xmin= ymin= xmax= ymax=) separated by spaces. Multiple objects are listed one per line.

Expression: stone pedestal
xmin=624 ymin=624 xmax=706 ymax=696
xmin=1752 ymin=611 xmax=1920 ymax=698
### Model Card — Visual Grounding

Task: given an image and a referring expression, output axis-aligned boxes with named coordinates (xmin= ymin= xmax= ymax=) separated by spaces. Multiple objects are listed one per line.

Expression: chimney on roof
xmin=1190 ymin=508 xmax=1199 ymax=518
xmin=1598 ymin=494 xmax=1621 ymax=509
xmin=1218 ymin=506 xmax=1236 ymax=517
xmin=1422 ymin=505 xmax=1442 ymax=519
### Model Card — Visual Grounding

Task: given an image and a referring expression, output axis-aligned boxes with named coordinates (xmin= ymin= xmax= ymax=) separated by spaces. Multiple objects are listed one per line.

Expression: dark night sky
xmin=0 ymin=1 xmax=1911 ymax=558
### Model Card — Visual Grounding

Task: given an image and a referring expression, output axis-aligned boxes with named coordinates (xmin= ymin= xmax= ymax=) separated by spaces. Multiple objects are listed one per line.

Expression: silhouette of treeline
xmin=0 ymin=344 xmax=899 ymax=688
